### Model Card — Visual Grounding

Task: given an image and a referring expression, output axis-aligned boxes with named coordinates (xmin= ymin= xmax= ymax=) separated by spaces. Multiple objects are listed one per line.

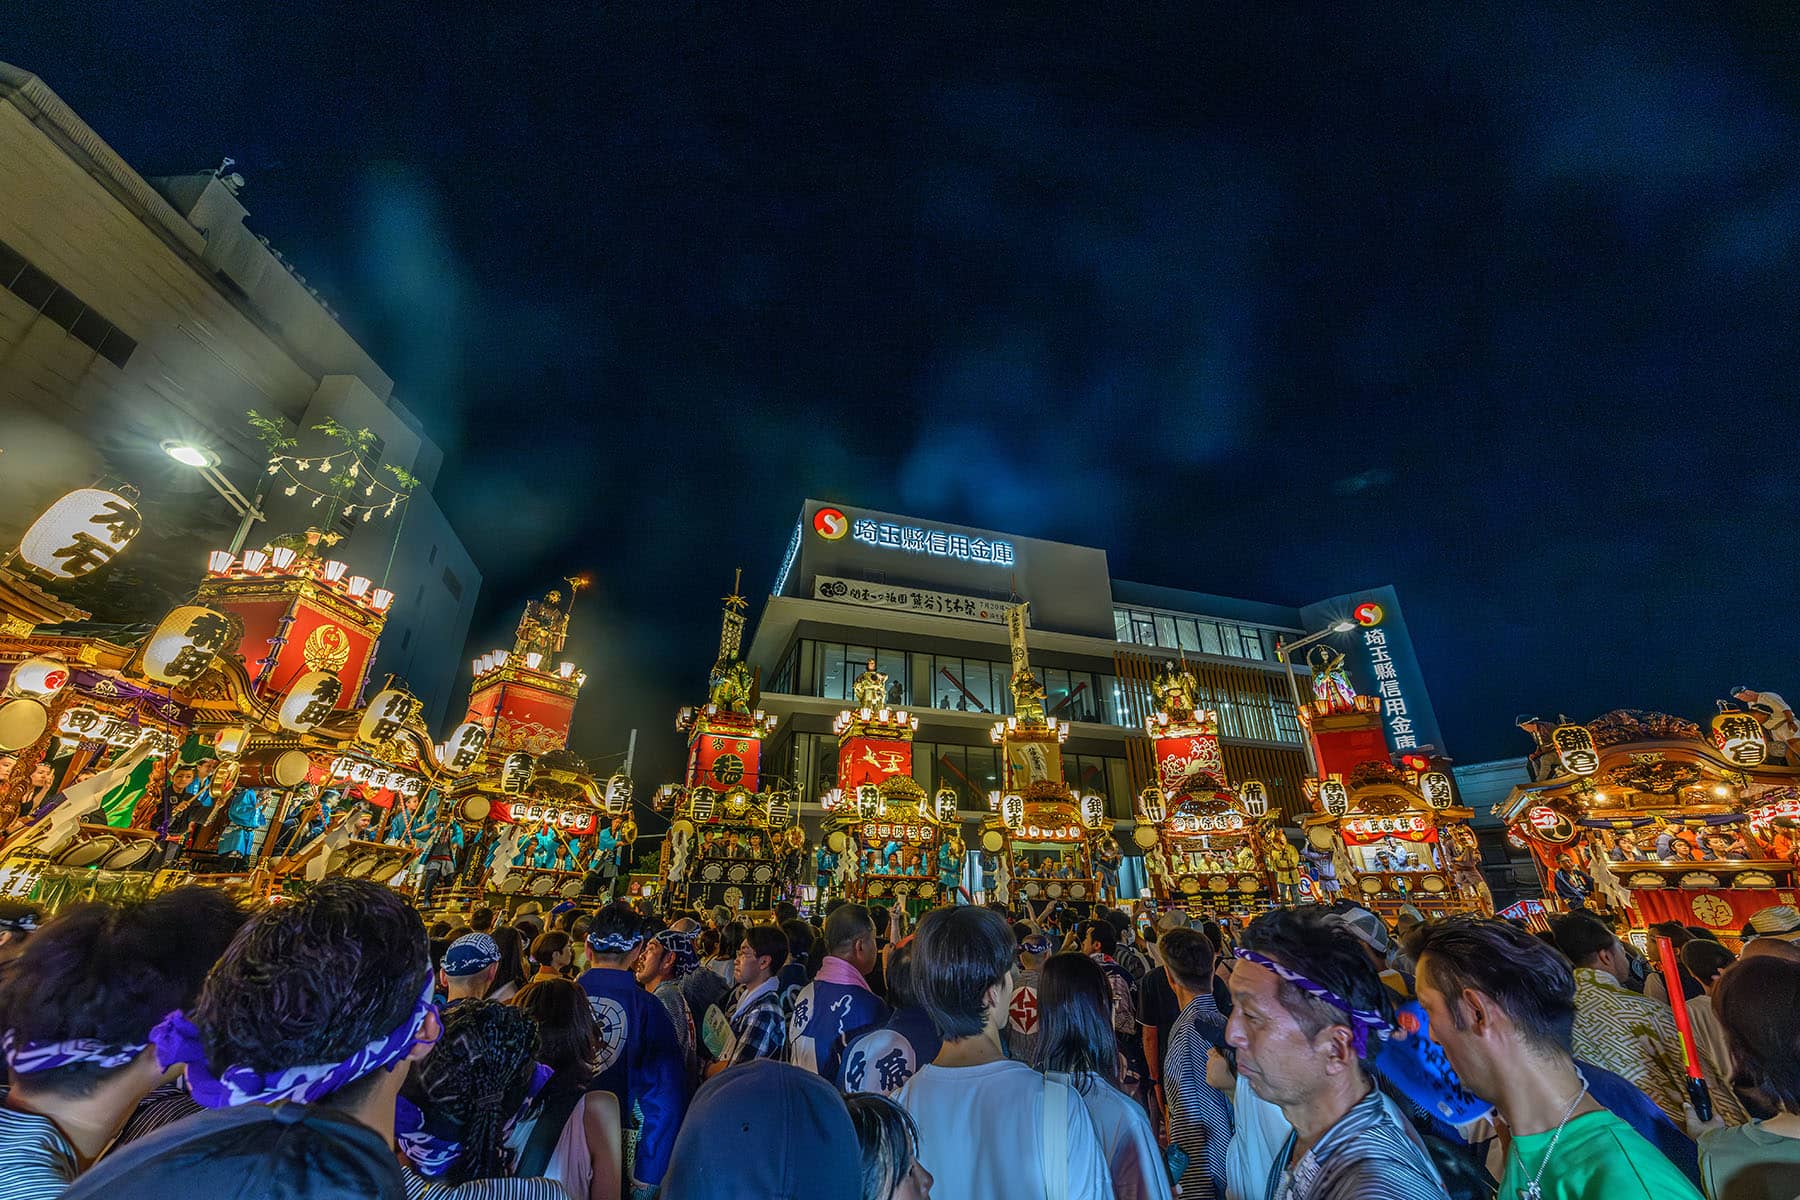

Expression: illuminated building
xmin=748 ymin=501 xmax=1449 ymax=828
xmin=0 ymin=63 xmax=477 ymax=726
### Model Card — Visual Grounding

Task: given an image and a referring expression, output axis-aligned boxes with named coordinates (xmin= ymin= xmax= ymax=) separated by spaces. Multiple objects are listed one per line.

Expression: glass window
xmin=1042 ymin=668 xmax=1071 ymax=719
xmin=1217 ymin=624 xmax=1243 ymax=658
xmin=1197 ymin=621 xmax=1222 ymax=655
xmin=819 ymin=644 xmax=848 ymax=700
xmin=1240 ymin=628 xmax=1265 ymax=660
xmin=1271 ymin=694 xmax=1301 ymax=743
xmin=1176 ymin=619 xmax=1201 ymax=652
xmin=932 ymin=745 xmax=970 ymax=804
xmin=876 ymin=649 xmax=907 ymax=706
xmin=1066 ymin=671 xmax=1098 ymax=722
xmin=807 ymin=733 xmax=839 ymax=801
xmin=1154 ymin=614 xmax=1178 ymax=649
xmin=910 ymin=652 xmax=936 ymax=708
xmin=1131 ymin=613 xmax=1157 ymax=646
xmin=967 ymin=746 xmax=1001 ymax=794
xmin=959 ymin=660 xmax=996 ymax=714
xmin=1113 ymin=609 xmax=1132 ymax=642
xmin=1107 ymin=759 xmax=1131 ymax=820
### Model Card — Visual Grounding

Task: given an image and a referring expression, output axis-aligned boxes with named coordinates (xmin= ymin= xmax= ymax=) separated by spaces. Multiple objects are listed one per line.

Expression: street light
xmin=162 ymin=439 xmax=265 ymax=554
xmin=1275 ymin=619 xmax=1356 ymax=774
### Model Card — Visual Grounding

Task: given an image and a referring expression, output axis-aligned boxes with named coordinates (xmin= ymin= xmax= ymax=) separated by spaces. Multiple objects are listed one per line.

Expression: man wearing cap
xmin=575 ymin=903 xmax=687 ymax=1194
xmin=440 ymin=932 xmax=502 ymax=1005
xmin=659 ymin=1060 xmax=861 ymax=1200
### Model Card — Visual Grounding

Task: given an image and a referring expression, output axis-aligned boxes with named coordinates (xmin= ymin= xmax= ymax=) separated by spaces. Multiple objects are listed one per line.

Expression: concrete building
xmin=0 ymin=63 xmax=478 ymax=727
xmin=746 ymin=500 xmax=1451 ymax=829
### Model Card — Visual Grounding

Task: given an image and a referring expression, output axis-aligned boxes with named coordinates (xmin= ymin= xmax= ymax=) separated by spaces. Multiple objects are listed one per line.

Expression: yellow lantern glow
xmin=1711 ymin=711 xmax=1767 ymax=767
xmin=356 ymin=688 xmax=417 ymax=745
xmin=1319 ymin=779 xmax=1351 ymax=817
xmin=5 ymin=656 xmax=70 ymax=700
xmin=1237 ymin=779 xmax=1270 ymax=818
xmin=1421 ymin=771 xmax=1455 ymax=809
xmin=441 ymin=722 xmax=489 ymax=773
xmin=141 ymin=606 xmax=235 ymax=686
xmin=278 ymin=670 xmax=343 ymax=733
xmin=501 ymin=752 xmax=536 ymax=794
xmin=1551 ymin=724 xmax=1599 ymax=775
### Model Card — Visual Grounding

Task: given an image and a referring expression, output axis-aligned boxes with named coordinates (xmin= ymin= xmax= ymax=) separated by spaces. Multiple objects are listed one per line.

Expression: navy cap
xmin=61 ymin=1102 xmax=405 ymax=1200
xmin=660 ymin=1060 xmax=860 ymax=1199
xmin=442 ymin=932 xmax=501 ymax=977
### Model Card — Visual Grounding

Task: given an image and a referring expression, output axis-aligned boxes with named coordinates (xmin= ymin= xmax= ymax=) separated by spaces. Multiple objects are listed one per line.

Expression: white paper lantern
xmin=1551 ymin=724 xmax=1599 ymax=776
xmin=278 ymin=670 xmax=344 ymax=733
xmin=18 ymin=488 xmax=140 ymax=579
xmin=1319 ymin=779 xmax=1351 ymax=817
xmin=934 ymin=788 xmax=959 ymax=822
xmin=441 ymin=722 xmax=489 ymax=774
xmin=605 ymin=772 xmax=633 ymax=815
xmin=857 ymin=784 xmax=881 ymax=820
xmin=1711 ymin=712 xmax=1767 ymax=767
xmin=356 ymin=688 xmax=417 ymax=745
xmin=142 ymin=606 xmax=235 ymax=686
xmin=1001 ymin=793 xmax=1025 ymax=830
xmin=6 ymin=656 xmax=70 ymax=700
xmin=1080 ymin=793 xmax=1107 ymax=830
xmin=501 ymin=752 xmax=536 ymax=794
xmin=1237 ymin=779 xmax=1270 ymax=817
xmin=1421 ymin=771 xmax=1455 ymax=809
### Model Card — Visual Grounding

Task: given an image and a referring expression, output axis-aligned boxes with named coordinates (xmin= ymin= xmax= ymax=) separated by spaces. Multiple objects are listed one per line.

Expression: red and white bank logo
xmin=813 ymin=507 xmax=849 ymax=540
xmin=1353 ymin=601 xmax=1384 ymax=627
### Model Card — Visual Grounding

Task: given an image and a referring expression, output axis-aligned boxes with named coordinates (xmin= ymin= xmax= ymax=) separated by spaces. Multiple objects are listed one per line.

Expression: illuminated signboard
xmin=1302 ymin=587 xmax=1446 ymax=758
xmin=814 ymin=575 xmax=1021 ymax=625
xmin=816 ymin=507 xmax=1015 ymax=566
xmin=1344 ymin=814 xmax=1430 ymax=838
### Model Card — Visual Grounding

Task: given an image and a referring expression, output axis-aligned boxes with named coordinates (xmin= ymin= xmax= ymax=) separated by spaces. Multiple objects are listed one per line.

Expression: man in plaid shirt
xmin=709 ymin=924 xmax=791 ymax=1076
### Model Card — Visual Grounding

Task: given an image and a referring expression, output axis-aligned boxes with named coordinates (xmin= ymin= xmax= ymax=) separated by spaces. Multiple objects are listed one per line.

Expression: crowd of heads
xmin=0 ymin=874 xmax=1796 ymax=1200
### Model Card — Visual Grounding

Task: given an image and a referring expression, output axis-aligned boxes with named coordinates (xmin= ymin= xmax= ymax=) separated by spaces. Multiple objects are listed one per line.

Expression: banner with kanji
xmin=689 ymin=731 xmax=760 ymax=792
xmin=1632 ymin=887 xmax=1797 ymax=936
xmin=839 ymin=735 xmax=913 ymax=790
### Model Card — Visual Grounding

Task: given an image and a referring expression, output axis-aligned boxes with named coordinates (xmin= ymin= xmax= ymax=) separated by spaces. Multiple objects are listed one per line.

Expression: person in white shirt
xmin=896 ymin=907 xmax=1111 ymax=1200
xmin=1036 ymin=951 xmax=1173 ymax=1200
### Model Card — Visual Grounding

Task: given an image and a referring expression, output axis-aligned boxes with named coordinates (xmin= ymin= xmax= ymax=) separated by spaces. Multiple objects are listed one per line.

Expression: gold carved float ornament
xmin=1499 ymin=705 xmax=1800 ymax=900
xmin=1302 ymin=757 xmax=1481 ymax=911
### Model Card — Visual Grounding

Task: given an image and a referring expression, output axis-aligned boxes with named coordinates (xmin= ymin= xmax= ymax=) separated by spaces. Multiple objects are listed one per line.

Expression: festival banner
xmin=216 ymin=594 xmax=376 ymax=709
xmin=1154 ymin=731 xmax=1224 ymax=801
xmin=813 ymin=575 xmax=1020 ymax=626
xmin=839 ymin=735 xmax=913 ymax=790
xmin=690 ymin=731 xmax=761 ymax=792
xmin=466 ymin=679 xmax=577 ymax=757
xmin=1310 ymin=723 xmax=1392 ymax=781
xmin=1632 ymin=887 xmax=1798 ymax=936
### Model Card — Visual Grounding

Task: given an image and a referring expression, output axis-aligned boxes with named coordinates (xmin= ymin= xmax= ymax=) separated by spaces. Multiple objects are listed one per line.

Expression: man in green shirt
xmin=1413 ymin=917 xmax=1703 ymax=1200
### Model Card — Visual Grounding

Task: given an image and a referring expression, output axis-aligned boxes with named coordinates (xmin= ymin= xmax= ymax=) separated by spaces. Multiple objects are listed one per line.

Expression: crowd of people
xmin=0 ymin=882 xmax=1796 ymax=1200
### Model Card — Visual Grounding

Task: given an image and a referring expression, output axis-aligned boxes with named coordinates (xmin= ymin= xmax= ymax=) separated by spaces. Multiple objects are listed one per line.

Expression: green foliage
xmin=382 ymin=464 xmax=422 ymax=493
xmin=246 ymin=409 xmax=297 ymax=453
xmin=313 ymin=418 xmax=379 ymax=456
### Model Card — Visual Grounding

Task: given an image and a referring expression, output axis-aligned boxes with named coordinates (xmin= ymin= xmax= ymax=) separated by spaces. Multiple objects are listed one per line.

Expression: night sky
xmin=12 ymin=4 xmax=1800 ymax=785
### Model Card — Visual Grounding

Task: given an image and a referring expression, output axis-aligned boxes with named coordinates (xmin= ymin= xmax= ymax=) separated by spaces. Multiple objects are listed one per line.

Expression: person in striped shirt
xmin=1160 ymin=927 xmax=1234 ymax=1200
xmin=1223 ymin=908 xmax=1448 ymax=1200
xmin=0 ymin=887 xmax=245 ymax=1198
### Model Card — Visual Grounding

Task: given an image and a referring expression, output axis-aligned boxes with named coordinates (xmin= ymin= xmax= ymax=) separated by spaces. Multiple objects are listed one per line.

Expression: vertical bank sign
xmin=1299 ymin=586 xmax=1446 ymax=758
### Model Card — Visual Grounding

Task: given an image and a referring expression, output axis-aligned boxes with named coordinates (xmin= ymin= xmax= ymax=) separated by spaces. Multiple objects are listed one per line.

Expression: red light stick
xmin=1655 ymin=934 xmax=1713 ymax=1123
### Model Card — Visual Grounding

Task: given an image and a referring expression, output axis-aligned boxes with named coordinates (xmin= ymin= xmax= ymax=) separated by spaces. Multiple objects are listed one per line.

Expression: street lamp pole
xmin=162 ymin=440 xmax=266 ymax=553
xmin=1275 ymin=621 xmax=1356 ymax=776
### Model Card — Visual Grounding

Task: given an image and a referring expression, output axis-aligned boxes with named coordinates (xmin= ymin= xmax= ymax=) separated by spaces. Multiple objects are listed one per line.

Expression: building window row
xmin=1112 ymin=606 xmax=1287 ymax=662
xmin=766 ymin=638 xmax=1301 ymax=744
xmin=0 ymin=237 xmax=136 ymax=368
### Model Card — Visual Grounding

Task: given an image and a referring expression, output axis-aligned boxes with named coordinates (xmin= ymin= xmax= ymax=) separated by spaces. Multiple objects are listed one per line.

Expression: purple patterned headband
xmin=3 ymin=1032 xmax=147 ymax=1074
xmin=396 ymin=1062 xmax=554 ymax=1177
xmin=1233 ymin=948 xmax=1389 ymax=1054
xmin=151 ymin=970 xmax=437 ymax=1107
xmin=587 ymin=929 xmax=644 ymax=954
xmin=653 ymin=929 xmax=701 ymax=979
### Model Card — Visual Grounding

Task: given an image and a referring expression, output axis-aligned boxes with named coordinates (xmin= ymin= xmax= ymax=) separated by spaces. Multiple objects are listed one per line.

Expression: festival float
xmin=1500 ymin=700 xmax=1800 ymax=945
xmin=657 ymin=576 xmax=790 ymax=915
xmin=424 ymin=583 xmax=613 ymax=911
xmin=1130 ymin=660 xmax=1281 ymax=911
xmin=812 ymin=655 xmax=964 ymax=911
xmin=1297 ymin=644 xmax=1485 ymax=919
xmin=975 ymin=604 xmax=1106 ymax=912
